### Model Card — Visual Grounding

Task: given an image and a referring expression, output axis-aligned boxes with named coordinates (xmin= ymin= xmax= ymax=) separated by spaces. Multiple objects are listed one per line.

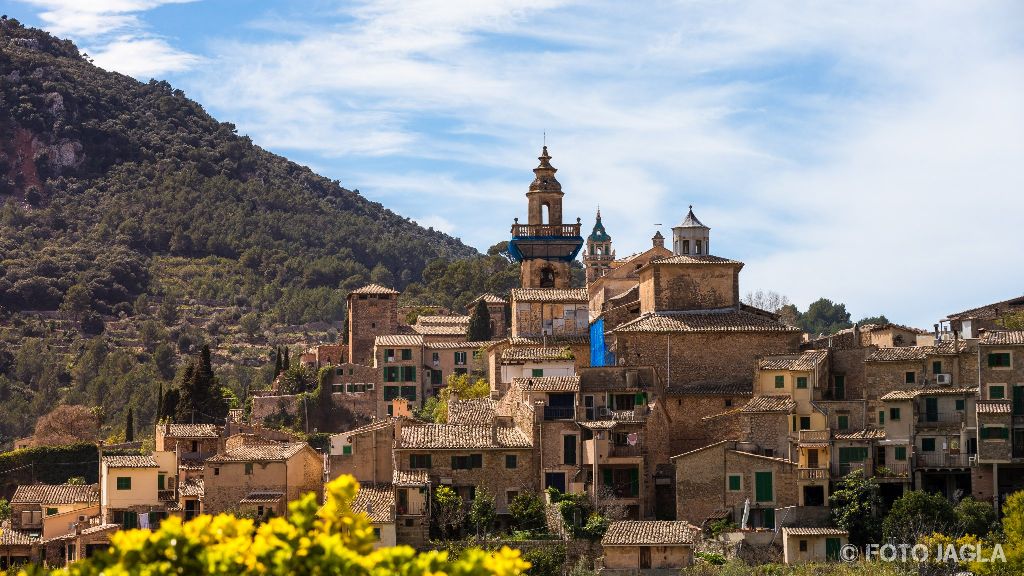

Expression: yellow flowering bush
xmin=11 ymin=475 xmax=529 ymax=576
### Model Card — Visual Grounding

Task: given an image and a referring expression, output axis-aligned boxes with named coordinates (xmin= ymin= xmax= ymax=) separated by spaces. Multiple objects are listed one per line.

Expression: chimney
xmin=652 ymin=231 xmax=665 ymax=249
xmin=934 ymin=324 xmax=940 ymax=342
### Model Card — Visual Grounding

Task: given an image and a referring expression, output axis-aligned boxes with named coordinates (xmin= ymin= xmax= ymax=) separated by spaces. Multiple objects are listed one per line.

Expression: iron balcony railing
xmin=874 ymin=461 xmax=910 ymax=478
xmin=543 ymin=406 xmax=576 ymax=420
xmin=511 ymin=223 xmax=582 ymax=237
xmin=917 ymin=411 xmax=965 ymax=426
xmin=798 ymin=467 xmax=829 ymax=480
xmin=916 ymin=452 xmax=970 ymax=468
xmin=798 ymin=430 xmax=831 ymax=442
xmin=609 ymin=444 xmax=642 ymax=458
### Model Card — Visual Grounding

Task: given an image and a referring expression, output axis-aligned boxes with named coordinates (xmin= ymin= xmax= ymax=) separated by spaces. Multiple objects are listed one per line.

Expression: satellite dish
xmin=627 ymin=432 xmax=638 ymax=446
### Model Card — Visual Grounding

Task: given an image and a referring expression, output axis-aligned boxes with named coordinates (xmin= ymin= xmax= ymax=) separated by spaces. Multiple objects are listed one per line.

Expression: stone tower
xmin=672 ymin=206 xmax=710 ymax=256
xmin=346 ymin=284 xmax=399 ymax=365
xmin=509 ymin=146 xmax=583 ymax=288
xmin=583 ymin=208 xmax=614 ymax=283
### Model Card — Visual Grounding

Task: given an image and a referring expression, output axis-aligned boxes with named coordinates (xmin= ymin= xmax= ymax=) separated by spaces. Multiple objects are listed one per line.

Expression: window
xmin=774 ymin=375 xmax=784 ymax=388
xmin=799 ymin=416 xmax=811 ymax=430
xmin=799 ymin=540 xmax=808 ymax=552
xmin=682 ymin=240 xmax=690 ymax=254
xmin=384 ymin=367 xmax=399 ymax=382
xmin=905 ymin=371 xmax=916 ymax=384
xmin=955 ymin=399 xmax=965 ymax=411
xmin=431 ymin=352 xmax=440 ymax=364
xmin=401 ymin=348 xmax=413 ymax=361
xmin=890 ymin=407 xmax=901 ymax=421
xmin=400 ymin=386 xmax=417 ymax=401
xmin=838 ymin=447 xmax=868 ymax=462
xmin=244 ymin=463 xmax=253 ymax=475
xmin=431 ymin=370 xmax=442 ymax=385
xmin=213 ymin=467 xmax=220 ymax=476
xmin=532 ymin=369 xmax=544 ymax=377
xmin=385 ymin=349 xmax=395 ymax=363
xmin=990 ymin=385 xmax=1006 ymax=400
xmin=725 ymin=399 xmax=733 ymax=407
xmin=506 ymin=454 xmax=518 ymax=469
xmin=754 ymin=471 xmax=773 ymax=503
xmin=981 ymin=426 xmax=1009 ymax=440
xmin=894 ymin=446 xmax=907 ymax=460
xmin=563 ymin=435 xmax=577 ymax=465
xmin=342 ymin=445 xmax=352 ymax=456
xmin=837 ymin=415 xmax=849 ymax=430
xmin=46 ymin=507 xmax=57 ymax=516
xmin=933 ymin=361 xmax=942 ymax=374
xmin=796 ymin=377 xmax=808 ymax=389
xmin=507 ymin=490 xmax=519 ymax=505
xmin=878 ymin=411 xmax=885 ymax=425
xmin=454 ymin=352 xmax=467 ymax=366
xmin=400 ymin=366 xmax=416 ymax=382
xmin=452 ymin=454 xmax=483 ymax=469
xmin=409 ymin=454 xmax=432 ymax=469
xmin=383 ymin=386 xmax=401 ymax=400
xmin=257 ymin=505 xmax=265 ymax=517
xmin=728 ymin=474 xmax=741 ymax=491
xmin=988 ymin=352 xmax=1011 ymax=368
xmin=922 ymin=438 xmax=936 ymax=452
xmin=332 ymin=383 xmax=344 ymax=393
xmin=116 ymin=477 xmax=131 ymax=490
xmin=695 ymin=240 xmax=703 ymax=254
xmin=158 ymin=473 xmax=165 ymax=490
xmin=373 ymin=528 xmax=381 ymax=540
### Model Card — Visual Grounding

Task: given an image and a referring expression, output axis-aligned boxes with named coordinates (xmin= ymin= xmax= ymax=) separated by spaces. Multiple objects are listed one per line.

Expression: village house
xmin=598 ymin=520 xmax=698 ymax=574
xmin=9 ymin=483 xmax=100 ymax=541
xmin=350 ymin=483 xmax=397 ymax=547
xmin=348 ymin=284 xmax=401 ymax=366
xmin=466 ymin=293 xmax=510 ymax=339
xmin=328 ymin=417 xmax=405 ymax=484
xmin=943 ymin=295 xmax=1024 ymax=339
xmin=781 ymin=527 xmax=848 ymax=564
xmin=100 ymin=453 xmax=177 ymax=528
xmin=973 ymin=329 xmax=1024 ymax=507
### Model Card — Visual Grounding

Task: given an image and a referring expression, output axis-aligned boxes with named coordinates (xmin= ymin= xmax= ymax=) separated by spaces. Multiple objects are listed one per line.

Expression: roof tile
xmin=602 ymin=521 xmax=698 ymax=546
xmin=352 ymin=483 xmax=395 ymax=524
xmin=206 ymin=442 xmax=308 ymax=463
xmin=447 ymin=398 xmax=497 ymax=425
xmin=350 ymin=284 xmax=399 ymax=295
xmin=374 ymin=334 xmax=425 ymax=347
xmin=741 ymin=395 xmax=797 ymax=413
xmin=399 ymin=424 xmax=531 ymax=449
xmin=103 ymin=454 xmax=158 ymax=468
xmin=501 ymin=346 xmax=574 ymax=363
xmin=512 ymin=376 xmax=580 ymax=392
xmin=615 ymin=310 xmax=800 ymax=334
xmin=510 ymin=288 xmax=589 ymax=303
xmin=12 ymin=483 xmax=99 ymax=505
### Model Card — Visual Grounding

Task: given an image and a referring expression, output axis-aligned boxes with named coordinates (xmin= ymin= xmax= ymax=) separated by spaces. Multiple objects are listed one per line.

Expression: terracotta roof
xmin=880 ymin=389 xmax=917 ymax=401
xmin=103 ymin=454 xmax=158 ymax=468
xmin=447 ymin=398 xmax=497 ymax=425
xmin=12 ymin=483 xmax=99 ymax=505
xmin=393 ymin=469 xmax=429 ymax=486
xmin=602 ymin=521 xmax=698 ymax=546
xmin=411 ymin=324 xmax=468 ymax=336
xmin=469 ymin=293 xmax=507 ymax=305
xmin=784 ymin=527 xmax=849 ymax=536
xmin=700 ymin=408 xmax=744 ymax=422
xmin=646 ymin=254 xmax=741 ymax=266
xmin=578 ymin=420 xmax=618 ymax=430
xmin=615 ymin=310 xmax=800 ymax=334
xmin=239 ymin=492 xmax=284 ymax=504
xmin=350 ymin=284 xmax=399 ymax=295
xmin=510 ymin=288 xmax=589 ymax=303
xmin=179 ymin=477 xmax=204 ymax=498
xmin=677 ymin=207 xmax=707 ymax=229
xmin=164 ymin=423 xmax=221 ymax=438
xmin=946 ymin=295 xmax=1024 ymax=321
xmin=425 ymin=340 xmax=500 ymax=350
xmin=881 ymin=387 xmax=978 ymax=401
xmin=866 ymin=347 xmax=930 ymax=362
xmin=399 ymin=424 xmax=531 ymax=449
xmin=206 ymin=442 xmax=308 ymax=463
xmin=80 ymin=524 xmax=119 ymax=536
xmin=835 ymin=429 xmax=886 ymax=440
xmin=352 ymin=484 xmax=395 ymax=524
xmin=981 ymin=331 xmax=1024 ymax=345
xmin=375 ymin=334 xmax=425 ymax=347
xmin=607 ymin=286 xmax=639 ymax=306
xmin=670 ymin=440 xmax=735 ymax=460
xmin=500 ymin=347 xmax=574 ymax=363
xmin=977 ymin=400 xmax=1012 ymax=414
xmin=666 ymin=380 xmax=752 ymax=396
xmin=507 ymin=336 xmax=589 ymax=346
xmin=758 ymin=350 xmax=828 ymax=371
xmin=512 ymin=376 xmax=580 ymax=392
xmin=178 ymin=459 xmax=205 ymax=471
xmin=0 ymin=529 xmax=36 ymax=546
xmin=416 ymin=315 xmax=470 ymax=326
xmin=741 ymin=395 xmax=797 ymax=413
xmin=338 ymin=417 xmax=400 ymax=438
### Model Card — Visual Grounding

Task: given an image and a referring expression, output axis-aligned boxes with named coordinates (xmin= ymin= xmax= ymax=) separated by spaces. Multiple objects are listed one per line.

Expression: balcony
xmin=509 ymin=222 xmax=584 ymax=262
xmin=874 ymin=461 xmax=910 ymax=479
xmin=916 ymin=452 xmax=970 ymax=468
xmin=609 ymin=444 xmax=642 ymax=458
xmin=511 ymin=223 xmax=582 ymax=237
xmin=799 ymin=430 xmax=831 ymax=443
xmin=798 ymin=467 xmax=829 ymax=481
xmin=833 ymin=462 xmax=867 ymax=477
xmin=917 ymin=411 xmax=965 ymax=427
xmin=543 ymin=406 xmax=576 ymax=421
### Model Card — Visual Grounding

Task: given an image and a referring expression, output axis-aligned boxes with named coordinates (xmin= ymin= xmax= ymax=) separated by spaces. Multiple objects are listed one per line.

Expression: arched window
xmin=540 ymin=266 xmax=555 ymax=288
xmin=541 ymin=203 xmax=550 ymax=225
xmin=695 ymin=240 xmax=702 ymax=255
xmin=682 ymin=240 xmax=690 ymax=254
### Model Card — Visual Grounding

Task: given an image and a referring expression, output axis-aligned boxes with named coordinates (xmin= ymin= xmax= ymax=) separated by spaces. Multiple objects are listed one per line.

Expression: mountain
xmin=0 ymin=17 xmax=478 ymax=323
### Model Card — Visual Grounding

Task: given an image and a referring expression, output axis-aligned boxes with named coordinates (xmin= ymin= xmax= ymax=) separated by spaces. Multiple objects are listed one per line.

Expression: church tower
xmin=583 ymin=208 xmax=614 ymax=283
xmin=509 ymin=146 xmax=584 ymax=288
xmin=672 ymin=205 xmax=711 ymax=256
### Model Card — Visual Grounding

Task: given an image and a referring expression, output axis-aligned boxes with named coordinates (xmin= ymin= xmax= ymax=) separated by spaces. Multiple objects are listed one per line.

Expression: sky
xmin=2 ymin=0 xmax=1023 ymax=328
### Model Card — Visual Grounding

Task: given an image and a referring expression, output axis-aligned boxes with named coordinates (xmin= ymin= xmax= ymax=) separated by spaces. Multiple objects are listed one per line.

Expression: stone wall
xmin=348 ymin=293 xmax=399 ymax=365
xmin=742 ymin=413 xmax=790 ymax=459
xmin=512 ymin=301 xmax=588 ymax=338
xmin=639 ymin=263 xmax=740 ymax=314
xmin=662 ymin=394 xmax=746 ymax=456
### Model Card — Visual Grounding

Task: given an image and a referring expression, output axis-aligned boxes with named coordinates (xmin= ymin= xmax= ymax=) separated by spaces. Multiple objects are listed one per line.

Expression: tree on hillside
xmin=124 ymin=407 xmax=134 ymax=442
xmin=777 ymin=304 xmax=801 ymax=328
xmin=830 ymin=469 xmax=881 ymax=547
xmin=370 ymin=264 xmax=395 ymax=288
xmin=998 ymin=311 xmax=1024 ymax=330
xmin=60 ymin=283 xmax=92 ymax=320
xmin=33 ymin=405 xmax=101 ymax=446
xmin=283 ymin=347 xmax=290 ymax=371
xmin=274 ymin=347 xmax=283 ymax=376
xmin=467 ymin=300 xmax=492 ymax=341
xmin=882 ymin=490 xmax=957 ymax=543
xmin=469 ymin=487 xmax=497 ymax=536
xmin=857 ymin=315 xmax=890 ymax=325
xmin=801 ymin=298 xmax=853 ymax=336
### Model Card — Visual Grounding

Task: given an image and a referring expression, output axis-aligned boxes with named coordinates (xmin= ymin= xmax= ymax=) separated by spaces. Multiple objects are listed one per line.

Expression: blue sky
xmin=3 ymin=1 xmax=1023 ymax=328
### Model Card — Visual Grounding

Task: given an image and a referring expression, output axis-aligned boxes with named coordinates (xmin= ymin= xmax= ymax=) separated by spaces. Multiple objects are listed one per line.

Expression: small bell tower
xmin=672 ymin=205 xmax=711 ymax=256
xmin=584 ymin=207 xmax=614 ymax=283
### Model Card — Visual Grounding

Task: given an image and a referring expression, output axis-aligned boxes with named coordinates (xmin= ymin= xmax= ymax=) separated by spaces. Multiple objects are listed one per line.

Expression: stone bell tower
xmin=508 ymin=146 xmax=584 ymax=289
xmin=583 ymin=207 xmax=614 ymax=283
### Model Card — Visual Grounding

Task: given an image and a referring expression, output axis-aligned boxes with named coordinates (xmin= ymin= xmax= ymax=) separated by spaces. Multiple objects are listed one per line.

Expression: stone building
xmin=203 ymin=435 xmax=323 ymax=516
xmin=411 ymin=314 xmax=470 ymax=343
xmin=671 ymin=206 xmax=710 ymax=257
xmin=9 ymin=483 xmax=99 ymax=537
xmin=348 ymin=284 xmax=400 ymax=365
xmin=375 ymin=334 xmax=425 ymax=414
xmin=599 ymin=520 xmax=698 ymax=573
xmin=100 ymin=453 xmax=177 ymax=528
xmin=154 ymin=423 xmax=221 ymax=465
xmin=351 ymin=483 xmax=397 ymax=548
xmin=510 ymin=287 xmax=589 ymax=339
xmin=466 ymin=293 xmax=510 ymax=339
xmin=583 ymin=208 xmax=615 ymax=283
xmin=944 ymin=295 xmax=1024 ymax=338
xmin=328 ymin=417 xmax=405 ymax=484
xmin=782 ymin=527 xmax=848 ymax=564
xmin=973 ymin=330 xmax=1024 ymax=507
xmin=661 ymin=380 xmax=750 ymax=456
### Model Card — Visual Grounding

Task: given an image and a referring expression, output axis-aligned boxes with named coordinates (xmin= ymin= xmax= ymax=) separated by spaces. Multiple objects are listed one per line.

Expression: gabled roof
xmin=206 ymin=442 xmax=309 ymax=463
xmin=615 ymin=310 xmax=800 ymax=334
xmin=393 ymin=469 xmax=429 ymax=486
xmin=447 ymin=398 xmax=497 ymax=425
xmin=179 ymin=477 xmax=204 ymax=498
xmin=645 ymin=254 xmax=741 ymax=267
xmin=410 ymin=324 xmax=468 ymax=336
xmin=350 ymin=284 xmax=399 ymax=296
xmin=416 ymin=315 xmax=470 ymax=326
xmin=880 ymin=387 xmax=978 ymax=401
xmin=784 ymin=527 xmax=849 ymax=536
xmin=375 ymin=334 xmax=425 ymax=347
xmin=399 ymin=424 xmax=531 ymax=449
xmin=0 ymin=529 xmax=37 ymax=546
xmin=510 ymin=288 xmax=589 ymax=303
xmin=946 ymin=295 xmax=1024 ymax=321
xmin=164 ymin=424 xmax=220 ymax=438
xmin=602 ymin=520 xmax=698 ymax=546
xmin=336 ymin=417 xmax=401 ymax=438
xmin=512 ymin=376 xmax=580 ymax=392
xmin=835 ymin=429 xmax=886 ymax=440
xmin=239 ymin=492 xmax=284 ymax=504
xmin=469 ymin=293 xmax=507 ymax=306
xmin=740 ymin=395 xmax=797 ymax=413
xmin=507 ymin=335 xmax=589 ymax=346
xmin=103 ymin=454 xmax=158 ymax=468
xmin=866 ymin=347 xmax=931 ymax=362
xmin=12 ymin=483 xmax=99 ymax=505
xmin=980 ymin=331 xmax=1024 ymax=345
xmin=758 ymin=350 xmax=828 ymax=371
xmin=352 ymin=484 xmax=396 ymax=524
xmin=425 ymin=340 xmax=500 ymax=350
xmin=500 ymin=346 xmax=574 ymax=363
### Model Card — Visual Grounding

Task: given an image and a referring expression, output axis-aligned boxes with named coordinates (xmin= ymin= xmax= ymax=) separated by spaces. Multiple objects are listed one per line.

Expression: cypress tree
xmin=156 ymin=382 xmax=163 ymax=422
xmin=283 ymin=347 xmax=290 ymax=371
xmin=274 ymin=347 xmax=282 ymax=376
xmin=467 ymin=300 xmax=492 ymax=341
xmin=124 ymin=407 xmax=134 ymax=442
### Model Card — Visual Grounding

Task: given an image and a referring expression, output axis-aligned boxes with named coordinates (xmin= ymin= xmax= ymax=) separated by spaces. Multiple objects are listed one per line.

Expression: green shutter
xmin=763 ymin=508 xmax=775 ymax=529
xmin=602 ymin=468 xmax=613 ymax=487
xmin=879 ymin=411 xmax=885 ymax=425
xmin=342 ymin=445 xmax=352 ymax=455
xmin=563 ymin=435 xmax=577 ymax=465
xmin=728 ymin=475 xmax=741 ymax=491
xmin=932 ymin=361 xmax=942 ymax=374
xmin=532 ymin=368 xmax=544 ymax=377
xmin=956 ymin=399 xmax=965 ymax=411
xmin=922 ymin=438 xmax=935 ymax=452
xmin=895 ymin=446 xmax=907 ymax=460
xmin=890 ymin=407 xmax=901 ymax=420
xmin=775 ymin=375 xmax=784 ymax=388
xmin=826 ymin=538 xmax=841 ymax=560
xmin=1015 ymin=386 xmax=1024 ymax=415
xmin=991 ymin=385 xmax=1005 ymax=400
xmin=796 ymin=377 xmax=807 ymax=389
xmin=754 ymin=471 xmax=773 ymax=502
xmin=629 ymin=467 xmax=639 ymax=496
xmin=158 ymin=474 xmax=165 ymax=490
xmin=838 ymin=415 xmax=849 ymax=430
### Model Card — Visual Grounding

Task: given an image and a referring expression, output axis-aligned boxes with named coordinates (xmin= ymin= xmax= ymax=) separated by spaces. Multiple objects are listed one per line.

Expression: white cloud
xmin=13 ymin=0 xmax=201 ymax=77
